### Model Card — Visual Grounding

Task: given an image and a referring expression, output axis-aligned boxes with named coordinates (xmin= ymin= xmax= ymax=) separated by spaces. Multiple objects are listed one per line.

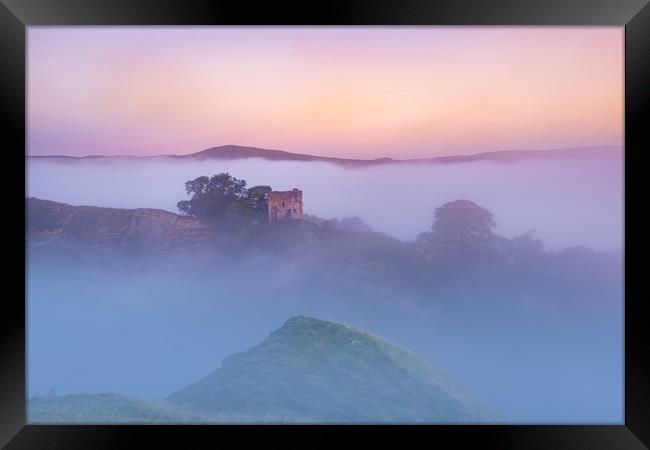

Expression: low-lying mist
xmin=27 ymin=253 xmax=623 ymax=423
xmin=27 ymin=154 xmax=623 ymax=251
xmin=26 ymin=152 xmax=624 ymax=423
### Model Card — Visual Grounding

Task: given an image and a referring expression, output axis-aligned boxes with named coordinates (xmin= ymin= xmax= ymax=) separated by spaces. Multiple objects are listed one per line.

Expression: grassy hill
xmin=168 ymin=316 xmax=497 ymax=423
xmin=29 ymin=394 xmax=207 ymax=424
xmin=29 ymin=316 xmax=497 ymax=424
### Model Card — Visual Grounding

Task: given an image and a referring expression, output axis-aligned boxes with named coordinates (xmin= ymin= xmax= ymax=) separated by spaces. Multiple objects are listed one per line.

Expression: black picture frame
xmin=2 ymin=0 xmax=648 ymax=448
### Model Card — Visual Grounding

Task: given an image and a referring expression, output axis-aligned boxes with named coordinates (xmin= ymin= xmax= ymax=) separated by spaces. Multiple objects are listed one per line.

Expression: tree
xmin=177 ymin=173 xmax=271 ymax=225
xmin=423 ymin=199 xmax=499 ymax=259
xmin=245 ymin=185 xmax=272 ymax=213
xmin=415 ymin=231 xmax=434 ymax=247
xmin=337 ymin=216 xmax=373 ymax=232
xmin=507 ymin=230 xmax=544 ymax=266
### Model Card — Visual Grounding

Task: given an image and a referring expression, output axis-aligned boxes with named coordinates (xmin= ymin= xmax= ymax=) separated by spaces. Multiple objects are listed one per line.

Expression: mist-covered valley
xmin=23 ymin=24 xmax=626 ymax=426
xmin=27 ymin=244 xmax=623 ymax=423
xmin=26 ymin=150 xmax=624 ymax=423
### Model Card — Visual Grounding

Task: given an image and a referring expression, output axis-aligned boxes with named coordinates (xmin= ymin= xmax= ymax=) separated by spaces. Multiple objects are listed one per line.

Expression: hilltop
xmin=26 ymin=197 xmax=395 ymax=255
xmin=27 ymin=144 xmax=621 ymax=167
xmin=26 ymin=197 xmax=215 ymax=261
xmin=26 ymin=196 xmax=621 ymax=313
xmin=168 ymin=315 xmax=496 ymax=423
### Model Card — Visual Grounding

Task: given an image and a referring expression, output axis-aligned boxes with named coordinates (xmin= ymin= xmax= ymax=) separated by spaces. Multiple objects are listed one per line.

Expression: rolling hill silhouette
xmin=27 ymin=144 xmax=620 ymax=167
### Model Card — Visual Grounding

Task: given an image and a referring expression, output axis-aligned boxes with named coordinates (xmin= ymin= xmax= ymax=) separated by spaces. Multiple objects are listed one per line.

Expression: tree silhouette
xmin=177 ymin=173 xmax=271 ymax=225
xmin=421 ymin=199 xmax=499 ymax=260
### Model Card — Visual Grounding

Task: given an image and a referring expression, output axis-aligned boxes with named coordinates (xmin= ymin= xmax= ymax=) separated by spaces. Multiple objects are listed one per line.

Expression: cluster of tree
xmin=416 ymin=200 xmax=499 ymax=258
xmin=177 ymin=173 xmax=271 ymax=226
xmin=178 ymin=173 xmax=377 ymax=233
xmin=175 ymin=175 xmax=616 ymax=300
xmin=415 ymin=199 xmax=545 ymax=266
xmin=410 ymin=199 xmax=621 ymax=308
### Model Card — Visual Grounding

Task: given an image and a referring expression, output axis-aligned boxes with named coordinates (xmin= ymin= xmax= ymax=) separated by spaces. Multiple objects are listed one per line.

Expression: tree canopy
xmin=177 ymin=173 xmax=271 ymax=225
xmin=417 ymin=199 xmax=498 ymax=259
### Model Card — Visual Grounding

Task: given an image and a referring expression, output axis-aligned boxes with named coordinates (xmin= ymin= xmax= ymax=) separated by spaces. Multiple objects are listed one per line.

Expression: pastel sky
xmin=27 ymin=27 xmax=623 ymax=159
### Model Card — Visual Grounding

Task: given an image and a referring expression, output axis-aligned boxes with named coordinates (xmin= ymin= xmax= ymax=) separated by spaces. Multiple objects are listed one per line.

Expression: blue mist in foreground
xmin=26 ymin=151 xmax=623 ymax=423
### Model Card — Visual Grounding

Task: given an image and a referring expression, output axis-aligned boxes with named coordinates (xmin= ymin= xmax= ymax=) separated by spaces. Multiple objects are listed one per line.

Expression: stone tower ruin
xmin=268 ymin=188 xmax=303 ymax=222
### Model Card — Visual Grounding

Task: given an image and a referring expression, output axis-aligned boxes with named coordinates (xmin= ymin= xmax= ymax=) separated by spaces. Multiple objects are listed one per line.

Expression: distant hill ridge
xmin=27 ymin=144 xmax=622 ymax=167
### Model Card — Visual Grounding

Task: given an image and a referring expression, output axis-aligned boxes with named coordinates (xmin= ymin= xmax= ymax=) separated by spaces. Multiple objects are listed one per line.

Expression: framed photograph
xmin=2 ymin=0 xmax=649 ymax=448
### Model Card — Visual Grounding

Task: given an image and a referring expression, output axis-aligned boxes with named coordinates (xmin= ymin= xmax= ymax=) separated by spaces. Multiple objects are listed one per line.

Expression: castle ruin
xmin=268 ymin=189 xmax=303 ymax=222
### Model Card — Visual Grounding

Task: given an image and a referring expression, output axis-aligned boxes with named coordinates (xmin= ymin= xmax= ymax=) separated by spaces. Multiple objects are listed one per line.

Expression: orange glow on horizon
xmin=28 ymin=27 xmax=623 ymax=158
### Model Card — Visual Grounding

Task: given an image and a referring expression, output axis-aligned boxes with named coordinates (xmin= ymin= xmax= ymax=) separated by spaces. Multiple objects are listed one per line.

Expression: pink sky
xmin=27 ymin=27 xmax=623 ymax=159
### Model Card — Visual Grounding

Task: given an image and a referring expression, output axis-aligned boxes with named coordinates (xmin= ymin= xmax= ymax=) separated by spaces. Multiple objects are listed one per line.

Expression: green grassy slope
xmin=29 ymin=316 xmax=498 ymax=424
xmin=168 ymin=316 xmax=498 ymax=423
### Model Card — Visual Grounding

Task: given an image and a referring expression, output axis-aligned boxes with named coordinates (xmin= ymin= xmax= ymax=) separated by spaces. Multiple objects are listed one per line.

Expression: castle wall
xmin=268 ymin=189 xmax=303 ymax=222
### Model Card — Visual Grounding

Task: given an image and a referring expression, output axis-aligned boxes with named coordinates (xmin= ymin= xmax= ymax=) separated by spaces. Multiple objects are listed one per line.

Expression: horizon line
xmin=26 ymin=143 xmax=623 ymax=160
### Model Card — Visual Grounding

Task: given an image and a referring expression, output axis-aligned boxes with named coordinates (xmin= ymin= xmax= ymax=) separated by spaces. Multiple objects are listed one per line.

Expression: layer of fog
xmin=27 ymin=255 xmax=623 ymax=423
xmin=26 ymin=153 xmax=624 ymax=422
xmin=27 ymin=155 xmax=623 ymax=251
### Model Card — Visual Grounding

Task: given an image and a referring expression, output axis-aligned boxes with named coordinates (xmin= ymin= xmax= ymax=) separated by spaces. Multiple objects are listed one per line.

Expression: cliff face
xmin=27 ymin=198 xmax=214 ymax=259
